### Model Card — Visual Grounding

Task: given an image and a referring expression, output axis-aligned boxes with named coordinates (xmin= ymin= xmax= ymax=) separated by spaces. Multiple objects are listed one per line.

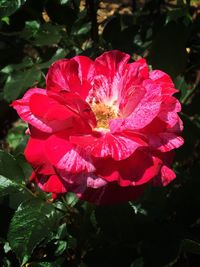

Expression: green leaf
xmin=54 ymin=240 xmax=67 ymax=256
xmin=0 ymin=175 xmax=20 ymax=198
xmin=29 ymin=258 xmax=65 ymax=267
xmin=8 ymin=199 xmax=62 ymax=265
xmin=1 ymin=16 xmax=9 ymax=24
xmin=0 ymin=150 xmax=24 ymax=181
xmin=15 ymin=154 xmax=32 ymax=182
xmin=9 ymin=189 xmax=33 ymax=210
xmin=1 ymin=257 xmax=12 ymax=267
xmin=29 ymin=263 xmax=55 ymax=267
xmin=3 ymin=67 xmax=41 ymax=102
xmin=14 ymin=135 xmax=29 ymax=156
xmin=56 ymin=223 xmax=67 ymax=239
xmin=3 ymin=241 xmax=12 ymax=253
xmin=1 ymin=57 xmax=34 ymax=74
xmin=130 ymin=258 xmax=144 ymax=267
xmin=166 ymin=7 xmax=190 ymax=24
xmin=20 ymin=21 xmax=40 ymax=40
xmin=0 ymin=152 xmax=31 ymax=203
xmin=129 ymin=202 xmax=147 ymax=215
xmin=72 ymin=22 xmax=91 ymax=36
xmin=181 ymin=239 xmax=200 ymax=255
xmin=59 ymin=0 xmax=72 ymax=4
xmin=32 ymin=24 xmax=62 ymax=47
xmin=39 ymin=48 xmax=67 ymax=69
xmin=0 ymin=0 xmax=27 ymax=18
xmin=64 ymin=192 xmax=78 ymax=207
xmin=6 ymin=123 xmax=27 ymax=150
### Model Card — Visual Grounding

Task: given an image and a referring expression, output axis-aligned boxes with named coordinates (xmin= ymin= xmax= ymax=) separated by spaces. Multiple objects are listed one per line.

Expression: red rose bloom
xmin=12 ymin=50 xmax=184 ymax=204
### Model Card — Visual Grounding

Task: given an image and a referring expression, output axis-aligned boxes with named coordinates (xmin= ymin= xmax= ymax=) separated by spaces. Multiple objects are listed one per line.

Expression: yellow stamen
xmin=91 ymin=102 xmax=117 ymax=129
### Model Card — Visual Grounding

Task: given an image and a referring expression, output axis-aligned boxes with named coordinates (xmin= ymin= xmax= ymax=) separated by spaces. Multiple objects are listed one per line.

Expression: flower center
xmin=91 ymin=102 xmax=117 ymax=129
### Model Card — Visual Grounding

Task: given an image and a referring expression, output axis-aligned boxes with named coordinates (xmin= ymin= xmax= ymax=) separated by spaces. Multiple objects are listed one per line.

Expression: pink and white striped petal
xmin=70 ymin=133 xmax=146 ymax=161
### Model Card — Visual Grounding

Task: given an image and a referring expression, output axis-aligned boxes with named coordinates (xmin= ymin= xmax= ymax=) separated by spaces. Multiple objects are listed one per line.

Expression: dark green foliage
xmin=0 ymin=150 xmax=24 ymax=181
xmin=0 ymin=0 xmax=200 ymax=266
xmin=148 ymin=21 xmax=188 ymax=78
xmin=0 ymin=0 xmax=27 ymax=18
xmin=8 ymin=199 xmax=62 ymax=265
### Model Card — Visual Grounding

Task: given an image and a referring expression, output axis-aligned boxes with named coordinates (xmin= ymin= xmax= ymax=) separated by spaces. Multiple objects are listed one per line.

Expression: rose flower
xmin=12 ymin=50 xmax=184 ymax=204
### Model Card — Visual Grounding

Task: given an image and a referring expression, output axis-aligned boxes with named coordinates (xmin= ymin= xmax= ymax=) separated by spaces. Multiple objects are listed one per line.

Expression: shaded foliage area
xmin=0 ymin=0 xmax=200 ymax=266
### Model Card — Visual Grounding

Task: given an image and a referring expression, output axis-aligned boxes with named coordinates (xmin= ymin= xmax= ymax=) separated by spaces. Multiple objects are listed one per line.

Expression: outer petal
xmin=150 ymin=70 xmax=173 ymax=84
xmin=91 ymin=150 xmax=162 ymax=187
xmin=45 ymin=132 xmax=95 ymax=174
xmin=12 ymin=88 xmax=54 ymax=133
xmin=167 ymin=116 xmax=183 ymax=132
xmin=149 ymin=70 xmax=178 ymax=95
xmin=141 ymin=117 xmax=167 ymax=134
xmin=32 ymin=172 xmax=68 ymax=194
xmin=29 ymin=93 xmax=74 ymax=121
xmin=161 ymin=165 xmax=176 ymax=186
xmin=70 ymin=133 xmax=147 ymax=161
xmin=12 ymin=88 xmax=95 ymax=134
xmin=126 ymin=59 xmax=149 ymax=84
xmin=24 ymin=131 xmax=54 ymax=175
xmin=12 ymin=89 xmax=76 ymax=133
xmin=158 ymin=95 xmax=181 ymax=129
xmin=152 ymin=165 xmax=176 ymax=186
xmin=148 ymin=133 xmax=184 ymax=152
xmin=46 ymin=56 xmax=94 ymax=99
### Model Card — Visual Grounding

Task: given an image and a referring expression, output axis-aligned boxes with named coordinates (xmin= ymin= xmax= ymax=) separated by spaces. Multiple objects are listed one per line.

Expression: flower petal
xmin=56 ymin=91 xmax=97 ymax=128
xmin=149 ymin=70 xmax=178 ymax=95
xmin=152 ymin=165 xmax=176 ymax=186
xmin=158 ymin=95 xmax=181 ymax=127
xmin=12 ymin=88 xmax=96 ymax=134
xmin=70 ymin=133 xmax=146 ymax=161
xmin=118 ymin=151 xmax=162 ymax=186
xmin=91 ymin=50 xmax=130 ymax=104
xmin=119 ymin=58 xmax=149 ymax=114
xmin=148 ymin=133 xmax=184 ymax=152
xmin=12 ymin=89 xmax=76 ymax=133
xmin=119 ymin=85 xmax=146 ymax=117
xmin=90 ymin=150 xmax=162 ymax=187
xmin=45 ymin=133 xmax=95 ymax=174
xmin=161 ymin=165 xmax=176 ymax=186
xmin=12 ymin=88 xmax=53 ymax=133
xmin=24 ymin=132 xmax=54 ymax=175
xmin=46 ymin=56 xmax=94 ymax=99
xmin=110 ymin=79 xmax=162 ymax=132
xmin=32 ymin=172 xmax=68 ymax=194
xmin=29 ymin=93 xmax=74 ymax=121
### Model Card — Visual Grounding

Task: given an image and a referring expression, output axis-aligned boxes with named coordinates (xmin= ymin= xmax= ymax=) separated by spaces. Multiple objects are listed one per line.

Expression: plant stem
xmin=86 ymin=0 xmax=99 ymax=42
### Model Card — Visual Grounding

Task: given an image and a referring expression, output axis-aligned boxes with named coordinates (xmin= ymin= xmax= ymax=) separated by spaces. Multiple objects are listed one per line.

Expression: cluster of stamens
xmin=91 ymin=102 xmax=117 ymax=129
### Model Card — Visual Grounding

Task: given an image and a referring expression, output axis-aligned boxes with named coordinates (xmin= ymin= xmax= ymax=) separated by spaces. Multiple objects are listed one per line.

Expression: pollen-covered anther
xmin=91 ymin=102 xmax=117 ymax=129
